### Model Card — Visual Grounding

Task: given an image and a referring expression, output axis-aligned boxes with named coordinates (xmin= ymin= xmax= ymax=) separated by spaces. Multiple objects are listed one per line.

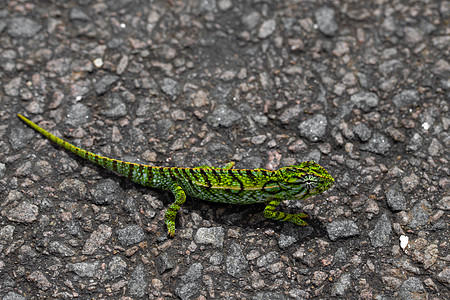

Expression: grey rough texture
xmin=48 ymin=241 xmax=76 ymax=257
xmin=117 ymin=225 xmax=146 ymax=247
xmin=3 ymin=292 xmax=27 ymax=300
xmin=91 ymin=179 xmax=122 ymax=205
xmin=65 ymin=103 xmax=92 ymax=127
xmin=392 ymin=90 xmax=420 ymax=108
xmin=67 ymin=261 xmax=98 ymax=277
xmin=3 ymin=1 xmax=448 ymax=299
xmin=69 ymin=8 xmax=90 ymax=21
xmin=298 ymin=114 xmax=328 ymax=142
xmin=252 ymin=292 xmax=288 ymax=300
xmin=207 ymin=105 xmax=241 ymax=128
xmin=314 ymin=6 xmax=338 ymax=36
xmin=101 ymin=94 xmax=128 ymax=118
xmin=408 ymin=200 xmax=432 ymax=229
xmin=368 ymin=214 xmax=392 ymax=247
xmin=104 ymin=256 xmax=127 ymax=280
xmin=226 ymin=242 xmax=248 ymax=278
xmin=155 ymin=252 xmax=175 ymax=274
xmin=331 ymin=273 xmax=351 ymax=296
xmin=7 ymin=201 xmax=38 ymax=223
xmin=82 ymin=224 xmax=112 ymax=255
xmin=350 ymin=92 xmax=379 ymax=112
xmin=194 ymin=227 xmax=225 ymax=247
xmin=399 ymin=277 xmax=427 ymax=300
xmin=327 ymin=220 xmax=360 ymax=241
xmin=360 ymin=133 xmax=391 ymax=154
xmin=160 ymin=77 xmax=180 ymax=101
xmin=58 ymin=178 xmax=87 ymax=201
xmin=7 ymin=17 xmax=42 ymax=38
xmin=128 ymin=264 xmax=147 ymax=298
xmin=9 ymin=126 xmax=35 ymax=151
xmin=436 ymin=268 xmax=450 ymax=285
xmin=258 ymin=19 xmax=276 ymax=39
xmin=353 ymin=123 xmax=372 ymax=142
xmin=176 ymin=263 xmax=203 ymax=300
xmin=386 ymin=185 xmax=407 ymax=211
xmin=95 ymin=74 xmax=119 ymax=95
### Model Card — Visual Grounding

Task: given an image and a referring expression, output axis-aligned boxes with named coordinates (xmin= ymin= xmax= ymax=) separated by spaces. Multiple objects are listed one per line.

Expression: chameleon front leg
xmin=165 ymin=183 xmax=186 ymax=237
xmin=221 ymin=162 xmax=235 ymax=170
xmin=264 ymin=200 xmax=309 ymax=226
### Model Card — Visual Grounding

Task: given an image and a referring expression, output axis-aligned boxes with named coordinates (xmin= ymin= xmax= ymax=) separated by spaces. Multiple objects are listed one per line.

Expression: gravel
xmin=7 ymin=17 xmax=42 ymax=38
xmin=392 ymin=90 xmax=421 ymax=108
xmin=176 ymin=263 xmax=203 ymax=300
xmin=101 ymin=94 xmax=128 ymax=118
xmin=226 ymin=242 xmax=248 ymax=278
xmin=160 ymin=77 xmax=181 ymax=101
xmin=117 ymin=225 xmax=146 ymax=247
xmin=194 ymin=227 xmax=225 ymax=248
xmin=368 ymin=214 xmax=392 ymax=247
xmin=258 ymin=19 xmax=276 ymax=39
xmin=95 ymin=74 xmax=119 ymax=95
xmin=65 ymin=103 xmax=92 ymax=127
xmin=327 ymin=220 xmax=360 ymax=241
xmin=7 ymin=201 xmax=38 ymax=223
xmin=298 ymin=114 xmax=328 ymax=142
xmin=386 ymin=185 xmax=407 ymax=211
xmin=128 ymin=264 xmax=147 ymax=298
xmin=207 ymin=105 xmax=241 ymax=128
xmin=314 ymin=6 xmax=338 ymax=36
xmin=360 ymin=133 xmax=392 ymax=155
xmin=3 ymin=1 xmax=448 ymax=299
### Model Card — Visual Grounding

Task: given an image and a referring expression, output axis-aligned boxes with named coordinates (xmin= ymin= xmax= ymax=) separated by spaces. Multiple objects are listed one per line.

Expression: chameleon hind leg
xmin=165 ymin=183 xmax=186 ymax=237
xmin=264 ymin=200 xmax=309 ymax=226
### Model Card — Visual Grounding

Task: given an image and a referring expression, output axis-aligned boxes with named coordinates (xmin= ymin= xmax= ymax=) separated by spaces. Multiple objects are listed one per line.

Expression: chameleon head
xmin=278 ymin=161 xmax=334 ymax=199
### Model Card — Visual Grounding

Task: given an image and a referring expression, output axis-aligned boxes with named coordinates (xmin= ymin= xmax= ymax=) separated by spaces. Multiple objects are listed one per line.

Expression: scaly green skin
xmin=18 ymin=113 xmax=335 ymax=236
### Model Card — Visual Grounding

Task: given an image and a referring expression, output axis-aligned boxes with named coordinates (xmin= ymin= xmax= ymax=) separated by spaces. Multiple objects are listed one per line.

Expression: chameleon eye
xmin=301 ymin=175 xmax=318 ymax=190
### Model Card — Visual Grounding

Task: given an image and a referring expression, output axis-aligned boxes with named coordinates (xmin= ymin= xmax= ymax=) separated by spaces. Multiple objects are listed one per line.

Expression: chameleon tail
xmin=17 ymin=114 xmax=151 ymax=185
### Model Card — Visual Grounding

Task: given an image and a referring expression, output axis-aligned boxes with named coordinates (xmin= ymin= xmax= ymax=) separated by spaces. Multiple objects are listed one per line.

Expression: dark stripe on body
xmin=112 ymin=159 xmax=118 ymax=172
xmin=145 ymin=166 xmax=153 ymax=184
xmin=245 ymin=169 xmax=258 ymax=182
xmin=158 ymin=167 xmax=165 ymax=177
xmin=127 ymin=163 xmax=135 ymax=179
xmin=199 ymin=169 xmax=212 ymax=188
xmin=228 ymin=169 xmax=244 ymax=193
xmin=172 ymin=167 xmax=181 ymax=179
xmin=190 ymin=169 xmax=202 ymax=182
xmin=210 ymin=169 xmax=222 ymax=183
xmin=168 ymin=168 xmax=177 ymax=181
xmin=260 ymin=170 xmax=269 ymax=177
xmin=181 ymin=168 xmax=193 ymax=184
xmin=137 ymin=165 xmax=144 ymax=181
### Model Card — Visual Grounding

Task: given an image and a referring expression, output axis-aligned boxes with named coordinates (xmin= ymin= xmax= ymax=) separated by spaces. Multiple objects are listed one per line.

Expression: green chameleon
xmin=17 ymin=113 xmax=334 ymax=236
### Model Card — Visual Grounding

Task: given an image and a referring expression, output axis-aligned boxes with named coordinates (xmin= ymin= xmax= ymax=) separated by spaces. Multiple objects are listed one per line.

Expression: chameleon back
xmin=170 ymin=162 xmax=334 ymax=205
xmin=167 ymin=167 xmax=279 ymax=204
